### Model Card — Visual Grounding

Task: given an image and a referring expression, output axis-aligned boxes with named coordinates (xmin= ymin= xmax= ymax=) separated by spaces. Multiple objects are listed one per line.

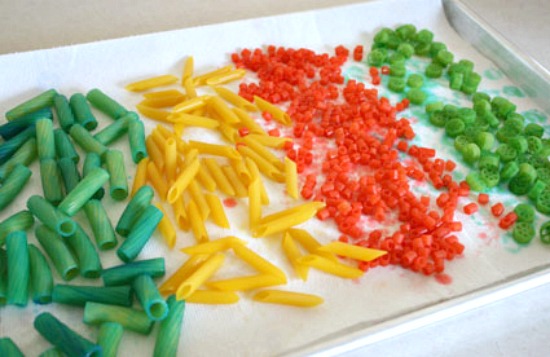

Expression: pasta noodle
xmin=164 ymin=137 xmax=178 ymax=183
xmin=230 ymin=159 xmax=251 ymax=185
xmin=192 ymin=65 xmax=233 ymax=86
xmin=146 ymin=161 xmax=168 ymax=200
xmin=207 ymin=96 xmax=240 ymax=125
xmin=155 ymin=203 xmax=177 ymax=249
xmin=169 ymin=113 xmax=219 ymax=129
xmin=170 ymin=197 xmax=189 ymax=231
xmin=203 ymin=158 xmax=236 ymax=196
xmin=187 ymin=180 xmax=210 ymax=220
xmin=252 ymin=290 xmax=323 ymax=307
xmin=188 ymin=140 xmax=241 ymax=160
xmin=186 ymin=290 xmax=239 ymax=304
xmin=159 ymin=254 xmax=208 ymax=295
xmin=176 ymin=253 xmax=225 ymax=299
xmin=244 ymin=158 xmax=269 ymax=205
xmin=145 ymin=136 xmax=165 ymax=173
xmin=183 ymin=77 xmax=197 ymax=98
xmin=182 ymin=56 xmax=194 ymax=83
xmin=205 ymin=69 xmax=246 ymax=86
xmin=206 ymin=274 xmax=284 ymax=292
xmin=248 ymin=178 xmax=261 ymax=229
xmin=317 ymin=242 xmax=387 ymax=262
xmin=172 ymin=95 xmax=209 ymax=114
xmin=136 ymin=104 xmax=171 ymax=122
xmin=125 ymin=74 xmax=178 ymax=92
xmin=254 ymin=95 xmax=291 ymax=126
xmin=213 ymin=87 xmax=257 ymax=112
xmin=237 ymin=146 xmax=284 ymax=183
xmin=247 ymin=134 xmax=291 ymax=149
xmin=221 ymin=165 xmax=248 ymax=198
xmin=297 ymin=254 xmax=363 ymax=279
xmin=180 ymin=236 xmax=245 ymax=255
xmin=284 ymin=157 xmax=298 ymax=199
xmin=232 ymin=108 xmax=267 ymax=135
xmin=196 ymin=161 xmax=217 ymax=192
xmin=232 ymin=245 xmax=286 ymax=280
xmin=287 ymin=228 xmax=338 ymax=262
xmin=204 ymin=193 xmax=230 ymax=228
xmin=282 ymin=232 xmax=309 ymax=281
xmin=187 ymin=199 xmax=208 ymax=243
xmin=241 ymin=135 xmax=284 ymax=170
xmin=253 ymin=202 xmax=326 ymax=237
xmin=167 ymin=158 xmax=200 ymax=204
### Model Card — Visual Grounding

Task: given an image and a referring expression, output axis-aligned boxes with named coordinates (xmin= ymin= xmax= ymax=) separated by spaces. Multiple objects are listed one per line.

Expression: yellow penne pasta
xmin=197 ymin=161 xmax=217 ymax=192
xmin=205 ymin=69 xmax=246 ymax=86
xmin=130 ymin=157 xmax=149 ymax=197
xmin=186 ymin=290 xmax=239 ymax=304
xmin=193 ymin=65 xmax=233 ymax=86
xmin=244 ymin=158 xmax=269 ymax=205
xmin=207 ymin=96 xmax=240 ymax=125
xmin=164 ymin=137 xmax=178 ymax=183
xmin=188 ymin=141 xmax=241 ymax=160
xmin=183 ymin=77 xmax=197 ymax=98
xmin=146 ymin=161 xmax=168 ymax=200
xmin=284 ymin=157 xmax=298 ymax=199
xmin=174 ymin=122 xmax=185 ymax=136
xmin=140 ymin=92 xmax=186 ymax=108
xmin=233 ymin=107 xmax=267 ymax=135
xmin=214 ymin=87 xmax=257 ymax=112
xmin=144 ymin=89 xmax=185 ymax=99
xmin=232 ymin=245 xmax=286 ymax=280
xmin=156 ymin=123 xmax=173 ymax=139
xmin=167 ymin=158 xmax=200 ymax=204
xmin=155 ymin=203 xmax=177 ymax=249
xmin=204 ymin=193 xmax=230 ymax=228
xmin=282 ymin=232 xmax=309 ymax=281
xmin=261 ymin=202 xmax=326 ymax=225
xmin=237 ymin=146 xmax=284 ymax=183
xmin=126 ymin=74 xmax=179 ymax=92
xmin=252 ymin=290 xmax=323 ymax=308
xmin=159 ymin=254 xmax=209 ymax=295
xmin=169 ymin=113 xmax=220 ymax=129
xmin=230 ymin=159 xmax=251 ymax=185
xmin=187 ymin=199 xmax=209 ymax=243
xmin=221 ymin=165 xmax=248 ymax=198
xmin=253 ymin=202 xmax=326 ymax=237
xmin=181 ymin=236 xmax=245 ymax=255
xmin=247 ymin=134 xmax=291 ymax=149
xmin=187 ymin=180 xmax=210 ymax=220
xmin=176 ymin=253 xmax=225 ymax=299
xmin=206 ymin=274 xmax=284 ymax=292
xmin=175 ymin=136 xmax=189 ymax=155
xmin=136 ymin=103 xmax=172 ymax=122
xmin=287 ymin=228 xmax=338 ymax=262
xmin=248 ymin=178 xmax=261 ymax=230
xmin=182 ymin=56 xmax=194 ymax=84
xmin=297 ymin=254 xmax=363 ymax=279
xmin=203 ymin=158 xmax=236 ymax=196
xmin=218 ymin=123 xmax=240 ymax=143
xmin=171 ymin=197 xmax=190 ymax=231
xmin=150 ymin=128 xmax=168 ymax=154
xmin=254 ymin=95 xmax=291 ymax=126
xmin=317 ymin=242 xmax=387 ymax=262
xmin=172 ymin=95 xmax=210 ymax=114
xmin=242 ymin=135 xmax=284 ymax=170
xmin=183 ymin=147 xmax=198 ymax=164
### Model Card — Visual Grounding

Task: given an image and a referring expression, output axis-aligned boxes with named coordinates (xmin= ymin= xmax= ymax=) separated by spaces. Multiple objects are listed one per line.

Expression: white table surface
xmin=1 ymin=1 xmax=550 ymax=356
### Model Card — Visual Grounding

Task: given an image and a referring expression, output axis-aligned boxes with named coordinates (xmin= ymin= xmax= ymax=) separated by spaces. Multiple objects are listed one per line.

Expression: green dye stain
xmin=483 ymin=68 xmax=503 ymax=80
xmin=502 ymin=85 xmax=525 ymax=98
xmin=522 ymin=109 xmax=548 ymax=123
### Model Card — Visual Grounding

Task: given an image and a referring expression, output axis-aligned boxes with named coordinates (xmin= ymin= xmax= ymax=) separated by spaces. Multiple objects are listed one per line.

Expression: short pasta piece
xmin=214 ymin=87 xmax=257 ymax=112
xmin=193 ymin=65 xmax=233 ymax=86
xmin=252 ymin=290 xmax=323 ymax=308
xmin=187 ymin=199 xmax=209 ymax=243
xmin=254 ymin=95 xmax=291 ymax=126
xmin=297 ymin=254 xmax=363 ymax=279
xmin=232 ymin=245 xmax=286 ymax=280
xmin=207 ymin=96 xmax=241 ymax=125
xmin=284 ymin=157 xmax=299 ymax=199
xmin=221 ymin=165 xmax=248 ymax=198
xmin=187 ymin=181 xmax=211 ymax=220
xmin=188 ymin=141 xmax=241 ymax=160
xmin=203 ymin=158 xmax=236 ymax=196
xmin=159 ymin=254 xmax=208 ymax=295
xmin=282 ymin=232 xmax=309 ymax=281
xmin=126 ymin=74 xmax=179 ymax=92
xmin=205 ymin=69 xmax=246 ymax=86
xmin=253 ymin=202 xmax=326 ymax=237
xmin=206 ymin=274 xmax=285 ymax=292
xmin=204 ymin=193 xmax=230 ymax=228
xmin=181 ymin=236 xmax=245 ymax=255
xmin=318 ymin=242 xmax=387 ymax=262
xmin=176 ymin=253 xmax=225 ymax=299
xmin=186 ymin=290 xmax=239 ymax=304
xmin=155 ymin=203 xmax=177 ymax=249
xmin=172 ymin=95 xmax=209 ymax=114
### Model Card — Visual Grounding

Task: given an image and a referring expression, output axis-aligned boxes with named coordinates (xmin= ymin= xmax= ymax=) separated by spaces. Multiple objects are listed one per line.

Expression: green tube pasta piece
xmin=58 ymin=157 xmax=82 ymax=194
xmin=83 ymin=152 xmax=105 ymax=200
xmin=54 ymin=94 xmax=76 ymax=132
xmin=87 ymin=88 xmax=128 ymax=120
xmin=84 ymin=301 xmax=154 ymax=335
xmin=53 ymin=284 xmax=132 ymax=307
xmin=0 ymin=337 xmax=25 ymax=357
xmin=39 ymin=347 xmax=64 ymax=357
xmin=0 ymin=248 xmax=7 ymax=304
xmin=67 ymin=224 xmax=102 ymax=278
xmin=36 ymin=117 xmax=55 ymax=160
xmin=39 ymin=158 xmax=65 ymax=205
xmin=6 ymin=231 xmax=29 ymax=306
xmin=34 ymin=312 xmax=101 ymax=357
xmin=104 ymin=149 xmax=128 ymax=201
xmin=69 ymin=124 xmax=108 ymax=158
xmin=0 ymin=108 xmax=51 ymax=140
xmin=83 ymin=199 xmax=117 ymax=250
xmin=5 ymin=89 xmax=58 ymax=121
xmin=70 ymin=93 xmax=98 ymax=130
xmin=128 ymin=118 xmax=148 ymax=163
xmin=97 ymin=322 xmax=124 ymax=357
xmin=27 ymin=195 xmax=76 ymax=237
xmin=0 ymin=137 xmax=37 ymax=181
xmin=0 ymin=163 xmax=32 ymax=211
xmin=54 ymin=128 xmax=79 ymax=163
xmin=0 ymin=210 xmax=34 ymax=247
xmin=102 ymin=258 xmax=165 ymax=286
xmin=154 ymin=295 xmax=186 ymax=357
xmin=0 ymin=125 xmax=36 ymax=165
xmin=57 ymin=167 xmax=110 ymax=216
xmin=116 ymin=185 xmax=154 ymax=236
xmin=117 ymin=205 xmax=163 ymax=262
xmin=133 ymin=274 xmax=168 ymax=321
xmin=35 ymin=225 xmax=79 ymax=281
xmin=94 ymin=114 xmax=131 ymax=146
xmin=29 ymin=244 xmax=54 ymax=304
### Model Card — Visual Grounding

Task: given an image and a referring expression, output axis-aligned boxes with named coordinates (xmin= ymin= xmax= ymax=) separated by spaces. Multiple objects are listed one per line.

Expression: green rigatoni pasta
xmin=58 ymin=157 xmax=81 ymax=194
xmin=0 ymin=210 xmax=34 ymax=247
xmin=0 ymin=337 xmax=25 ymax=357
xmin=57 ymin=167 xmax=110 ymax=216
xmin=83 ymin=199 xmax=117 ymax=250
xmin=67 ymin=224 xmax=102 ymax=278
xmin=154 ymin=295 xmax=186 ymax=357
xmin=128 ymin=118 xmax=147 ymax=163
xmin=102 ymin=258 xmax=165 ymax=286
xmin=83 ymin=301 xmax=154 ymax=335
xmin=0 ymin=249 xmax=6 ymax=305
xmin=104 ymin=149 xmax=128 ymax=200
xmin=83 ymin=152 xmax=105 ymax=200
xmin=87 ymin=88 xmax=128 ymax=120
xmin=52 ymin=284 xmax=132 ymax=307
xmin=116 ymin=185 xmax=154 ymax=236
xmin=0 ymin=163 xmax=32 ymax=211
xmin=35 ymin=225 xmax=79 ymax=281
xmin=0 ymin=108 xmax=51 ymax=140
xmin=94 ymin=114 xmax=131 ymax=146
xmin=69 ymin=123 xmax=108 ymax=158
xmin=0 ymin=137 xmax=37 ymax=181
xmin=70 ymin=93 xmax=98 ymax=130
xmin=6 ymin=231 xmax=29 ymax=306
xmin=34 ymin=312 xmax=101 ymax=357
xmin=117 ymin=205 xmax=163 ymax=262
xmin=29 ymin=244 xmax=54 ymax=304
xmin=39 ymin=158 xmax=64 ymax=205
xmin=0 ymin=125 xmax=36 ymax=165
xmin=97 ymin=322 xmax=124 ymax=357
xmin=54 ymin=128 xmax=79 ymax=163
xmin=35 ymin=117 xmax=55 ymax=160
xmin=53 ymin=94 xmax=75 ymax=132
xmin=5 ymin=89 xmax=57 ymax=121
xmin=39 ymin=347 xmax=64 ymax=357
xmin=27 ymin=195 xmax=76 ymax=237
xmin=133 ymin=274 xmax=168 ymax=321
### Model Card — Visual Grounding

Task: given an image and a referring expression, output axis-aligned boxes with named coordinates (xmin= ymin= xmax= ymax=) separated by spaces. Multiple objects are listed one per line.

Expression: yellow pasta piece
xmin=176 ymin=253 xmax=225 ymax=299
xmin=297 ymin=254 xmax=363 ymax=279
xmin=252 ymin=290 xmax=323 ymax=308
xmin=155 ymin=203 xmax=177 ymax=249
xmin=143 ymin=89 xmax=185 ymax=99
xmin=130 ymin=157 xmax=149 ymax=197
xmin=247 ymin=134 xmax=291 ymax=149
xmin=221 ymin=165 xmax=247 ymax=198
xmin=214 ymin=86 xmax=257 ymax=112
xmin=230 ymin=159 xmax=251 ymax=185
xmin=205 ymin=69 xmax=246 ymax=86
xmin=150 ymin=128 xmax=168 ymax=154
xmin=175 ymin=136 xmax=189 ymax=155
xmin=187 ymin=180 xmax=210 ymax=220
xmin=237 ymin=146 xmax=284 ymax=183
xmin=174 ymin=122 xmax=185 ymax=136
xmin=248 ymin=178 xmax=261 ymax=230
xmin=207 ymin=96 xmax=240 ymax=125
xmin=242 ymin=135 xmax=284 ymax=170
xmin=140 ymin=92 xmax=186 ymax=108
xmin=183 ymin=77 xmax=197 ymax=98
xmin=188 ymin=140 xmax=241 ymax=160
xmin=218 ymin=123 xmax=239 ymax=143
xmin=159 ymin=254 xmax=208 ymax=295
xmin=193 ymin=65 xmax=233 ymax=86
xmin=146 ymin=161 xmax=168 ymax=200
xmin=254 ymin=95 xmax=291 ymax=126
xmin=125 ymin=74 xmax=179 ymax=92
xmin=167 ymin=158 xmax=200 ymax=204
xmin=197 ymin=161 xmax=217 ymax=192
xmin=253 ymin=202 xmax=326 ymax=237
xmin=172 ymin=95 xmax=210 ymax=114
xmin=137 ymin=103 xmax=172 ymax=122
xmin=169 ymin=113 xmax=220 ymax=129
xmin=317 ymin=242 xmax=387 ymax=262
xmin=282 ymin=232 xmax=309 ymax=281
xmin=204 ymin=193 xmax=230 ymax=228
xmin=203 ymin=158 xmax=236 ymax=196
xmin=232 ymin=245 xmax=286 ymax=280
xmin=181 ymin=236 xmax=245 ymax=255
xmin=182 ymin=56 xmax=194 ymax=84
xmin=164 ymin=137 xmax=178 ymax=183
xmin=284 ymin=157 xmax=298 ymax=199
xmin=244 ymin=158 xmax=269 ymax=205
xmin=188 ymin=199 xmax=208 ymax=243
xmin=155 ymin=123 xmax=173 ymax=140
xmin=183 ymin=147 xmax=198 ymax=164
xmin=288 ymin=228 xmax=338 ymax=262
xmin=233 ymin=108 xmax=267 ymax=135
xmin=206 ymin=274 xmax=284 ymax=292
xmin=171 ymin=197 xmax=190 ymax=231
xmin=186 ymin=290 xmax=239 ymax=304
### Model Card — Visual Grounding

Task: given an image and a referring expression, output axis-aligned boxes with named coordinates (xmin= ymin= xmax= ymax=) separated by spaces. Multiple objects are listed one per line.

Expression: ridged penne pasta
xmin=187 ymin=199 xmax=208 ymax=243
xmin=288 ymin=228 xmax=338 ymax=262
xmin=155 ymin=203 xmax=177 ymax=249
xmin=188 ymin=141 xmax=241 ymax=160
xmin=248 ymin=178 xmax=261 ymax=229
xmin=131 ymin=157 xmax=149 ymax=196
xmin=204 ymin=193 xmax=230 ymax=228
xmin=214 ymin=87 xmax=257 ymax=112
xmin=171 ymin=197 xmax=190 ymax=231
xmin=203 ymin=158 xmax=236 ymax=196
xmin=125 ymin=74 xmax=179 ymax=92
xmin=186 ymin=290 xmax=239 ymax=304
xmin=176 ymin=253 xmax=225 ymax=299
xmin=282 ymin=232 xmax=308 ymax=281
xmin=167 ymin=158 xmax=200 ymax=204
xmin=183 ymin=77 xmax=197 ymax=98
xmin=164 ymin=137 xmax=178 ymax=183
xmin=159 ymin=254 xmax=208 ymax=295
xmin=181 ymin=236 xmax=245 ymax=255
xmin=317 ymin=242 xmax=387 ymax=262
xmin=253 ymin=202 xmax=326 ymax=237
xmin=137 ymin=104 xmax=172 ymax=122
xmin=254 ymin=95 xmax=291 ymax=126
xmin=232 ymin=245 xmax=286 ymax=280
xmin=143 ymin=89 xmax=185 ymax=99
xmin=146 ymin=161 xmax=168 ymax=200
xmin=182 ymin=56 xmax=194 ymax=84
xmin=245 ymin=158 xmax=269 ymax=205
xmin=230 ymin=159 xmax=251 ymax=185
xmin=297 ymin=254 xmax=363 ymax=279
xmin=205 ymin=69 xmax=246 ymax=86
xmin=169 ymin=113 xmax=219 ymax=129
xmin=193 ymin=65 xmax=233 ymax=86
xmin=284 ymin=157 xmax=298 ymax=199
xmin=187 ymin=180 xmax=210 ymax=220
xmin=221 ymin=165 xmax=247 ymax=198
xmin=172 ymin=95 xmax=209 ymax=114
xmin=207 ymin=96 xmax=240 ymax=125
xmin=242 ymin=135 xmax=284 ymax=170
xmin=233 ymin=108 xmax=267 ymax=135
xmin=252 ymin=290 xmax=323 ymax=307
xmin=140 ymin=93 xmax=186 ymax=108
xmin=237 ymin=146 xmax=284 ymax=183
xmin=197 ymin=161 xmax=217 ymax=192
xmin=205 ymin=274 xmax=285 ymax=292
xmin=145 ymin=136 xmax=165 ymax=173
xmin=218 ymin=123 xmax=240 ymax=143
xmin=247 ymin=134 xmax=291 ymax=149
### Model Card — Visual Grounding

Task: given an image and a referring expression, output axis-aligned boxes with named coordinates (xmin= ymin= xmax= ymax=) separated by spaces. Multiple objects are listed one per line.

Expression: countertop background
xmin=1 ymin=0 xmax=549 ymax=356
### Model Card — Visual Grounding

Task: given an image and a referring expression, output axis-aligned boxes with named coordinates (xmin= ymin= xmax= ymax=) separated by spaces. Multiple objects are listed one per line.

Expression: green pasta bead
xmin=39 ymin=347 xmax=64 ymax=357
xmin=0 ymin=337 xmax=25 ymax=357
xmin=94 ymin=114 xmax=131 ymax=146
xmin=133 ymin=274 xmax=168 ymax=321
xmin=449 ymin=72 xmax=463 ymax=90
xmin=29 ymin=244 xmax=54 ymax=304
xmin=0 ymin=163 xmax=32 ymax=211
xmin=406 ymin=88 xmax=426 ymax=105
xmin=0 ymin=125 xmax=36 ymax=165
xmin=414 ymin=29 xmax=433 ymax=43
xmin=97 ymin=322 xmax=124 ymax=357
xmin=84 ymin=199 xmax=117 ymax=250
xmin=27 ymin=195 xmax=76 ymax=237
xmin=6 ymin=89 xmax=57 ymax=121
xmin=102 ymin=258 xmax=165 ymax=286
xmin=500 ymin=161 xmax=520 ymax=182
xmin=480 ymin=166 xmax=500 ymax=188
xmin=414 ymin=42 xmax=431 ymax=56
xmin=537 ymin=167 xmax=550 ymax=184
xmin=524 ymin=123 xmax=544 ymax=138
xmin=465 ymin=172 xmax=485 ymax=192
xmin=70 ymin=93 xmax=98 ymax=131
xmin=453 ymin=135 xmax=471 ymax=153
xmin=34 ymin=312 xmax=101 ymax=357
xmin=496 ymin=126 xmax=518 ymax=143
xmin=461 ymin=72 xmax=481 ymax=94
xmin=117 ymin=205 xmax=163 ymax=262
xmin=528 ymin=180 xmax=547 ymax=201
xmin=536 ymin=187 xmax=550 ymax=214
xmin=527 ymin=136 xmax=543 ymax=154
xmin=445 ymin=118 xmax=465 ymax=138
xmin=35 ymin=225 xmax=79 ymax=281
xmin=6 ymin=231 xmax=29 ymax=306
xmin=429 ymin=42 xmax=447 ymax=58
xmin=425 ymin=63 xmax=443 ymax=78
xmin=367 ymin=49 xmax=386 ymax=67
xmin=425 ymin=101 xmax=444 ymax=113
xmin=389 ymin=63 xmax=406 ymax=77
xmin=58 ymin=157 xmax=81 ymax=194
xmin=69 ymin=124 xmax=108 ymax=158
xmin=434 ymin=49 xmax=454 ymax=66
xmin=54 ymin=128 xmax=79 ymax=163
xmin=397 ymin=43 xmax=414 ymax=59
xmin=478 ymin=153 xmax=500 ymax=170
xmin=373 ymin=28 xmax=393 ymax=45
xmin=104 ymin=149 xmax=128 ymax=200
xmin=514 ymin=203 xmax=536 ymax=223
xmin=504 ymin=116 xmax=524 ymax=132
xmin=428 ymin=110 xmax=446 ymax=127
xmin=0 ymin=210 xmax=34 ymax=247
xmin=0 ymin=137 xmax=37 ymax=181
xmin=128 ymin=118 xmax=147 ymax=163
xmin=406 ymin=74 xmax=423 ymax=88
xmin=87 ymin=88 xmax=128 ymax=120
xmin=54 ymin=94 xmax=76 ymax=132
xmin=0 ymin=108 xmax=51 ymax=140
xmin=0 ymin=249 xmax=6 ymax=304
xmin=512 ymin=222 xmax=535 ymax=244
xmin=39 ymin=158 xmax=65 ymax=205
xmin=36 ymin=117 xmax=55 ymax=160
xmin=388 ymin=77 xmax=406 ymax=93
xmin=388 ymin=52 xmax=405 ymax=65
xmin=475 ymin=132 xmax=495 ymax=151
xmin=53 ymin=284 xmax=132 ymax=307
xmin=496 ymin=144 xmax=517 ymax=162
xmin=396 ymin=24 xmax=416 ymax=40
xmin=508 ymin=136 xmax=528 ymax=154
xmin=116 ymin=185 xmax=154 ymax=237
xmin=153 ymin=295 xmax=186 ymax=357
xmin=472 ymin=92 xmax=490 ymax=104
xmin=83 ymin=153 xmax=105 ymax=200
xmin=67 ymin=224 xmax=102 ymax=278
xmin=491 ymin=96 xmax=516 ymax=119
xmin=57 ymin=167 xmax=110 ymax=216
xmin=83 ymin=301 xmax=154 ymax=335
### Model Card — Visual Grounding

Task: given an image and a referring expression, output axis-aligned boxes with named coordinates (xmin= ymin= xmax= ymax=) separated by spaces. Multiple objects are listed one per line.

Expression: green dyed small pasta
xmin=5 ymin=89 xmax=58 ymax=121
xmin=35 ymin=225 xmax=79 ymax=281
xmin=53 ymin=94 xmax=76 ymax=132
xmin=69 ymin=123 xmax=108 ymax=158
xmin=154 ymin=295 xmax=186 ymax=357
xmin=35 ymin=117 xmax=56 ymax=160
xmin=97 ymin=322 xmax=124 ymax=357
xmin=70 ymin=93 xmax=98 ymax=130
xmin=0 ymin=125 xmax=36 ymax=165
xmin=87 ymin=88 xmax=128 ymax=120
xmin=0 ymin=337 xmax=25 ymax=357
xmin=6 ymin=231 xmax=29 ymax=306
xmin=54 ymin=128 xmax=79 ymax=163
xmin=57 ymin=167 xmax=110 ymax=216
xmin=68 ymin=224 xmax=102 ymax=278
xmin=83 ymin=152 xmax=105 ymax=200
xmin=0 ymin=109 xmax=50 ymax=140
xmin=388 ymin=77 xmax=406 ymax=93
xmin=116 ymin=185 xmax=154 ymax=237
xmin=0 ymin=163 xmax=32 ymax=211
xmin=84 ymin=199 xmax=117 ymax=250
xmin=58 ymin=157 xmax=81 ymax=194
xmin=117 ymin=205 xmax=163 ymax=262
xmin=133 ymin=274 xmax=168 ymax=321
xmin=0 ymin=249 xmax=7 ymax=304
xmin=84 ymin=301 xmax=154 ymax=335
xmin=0 ymin=210 xmax=34 ymax=247
xmin=102 ymin=258 xmax=165 ymax=286
xmin=53 ymin=284 xmax=132 ymax=307
xmin=128 ymin=118 xmax=148 ymax=163
xmin=39 ymin=347 xmax=64 ymax=357
xmin=104 ymin=149 xmax=128 ymax=200
xmin=34 ymin=312 xmax=101 ymax=357
xmin=0 ymin=137 xmax=37 ymax=181
xmin=27 ymin=195 xmax=76 ymax=237
xmin=29 ymin=244 xmax=54 ymax=304
xmin=425 ymin=63 xmax=443 ymax=78
xmin=94 ymin=114 xmax=131 ymax=146
xmin=39 ymin=158 xmax=65 ymax=205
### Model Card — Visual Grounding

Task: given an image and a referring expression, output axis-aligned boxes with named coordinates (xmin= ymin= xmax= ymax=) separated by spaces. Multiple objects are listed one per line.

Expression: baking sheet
xmin=1 ymin=0 xmax=549 ymax=356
